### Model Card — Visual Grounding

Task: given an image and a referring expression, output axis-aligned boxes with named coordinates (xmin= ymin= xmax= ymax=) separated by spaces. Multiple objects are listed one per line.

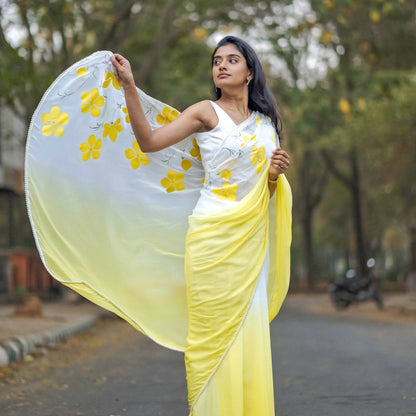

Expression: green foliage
xmin=1 ymin=0 xmax=415 ymax=285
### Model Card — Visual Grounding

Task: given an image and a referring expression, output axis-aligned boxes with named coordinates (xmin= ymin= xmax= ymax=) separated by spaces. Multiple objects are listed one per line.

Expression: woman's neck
xmin=217 ymin=89 xmax=250 ymax=116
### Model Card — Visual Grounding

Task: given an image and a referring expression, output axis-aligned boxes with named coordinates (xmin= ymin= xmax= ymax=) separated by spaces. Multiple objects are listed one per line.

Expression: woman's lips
xmin=218 ymin=73 xmax=230 ymax=78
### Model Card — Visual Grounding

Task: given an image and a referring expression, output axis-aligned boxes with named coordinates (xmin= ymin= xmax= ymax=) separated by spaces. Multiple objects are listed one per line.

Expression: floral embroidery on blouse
xmin=250 ymin=145 xmax=267 ymax=174
xmin=212 ymin=183 xmax=238 ymax=201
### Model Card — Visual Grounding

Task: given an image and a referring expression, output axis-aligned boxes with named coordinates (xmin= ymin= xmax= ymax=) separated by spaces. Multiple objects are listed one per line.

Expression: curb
xmin=0 ymin=312 xmax=108 ymax=367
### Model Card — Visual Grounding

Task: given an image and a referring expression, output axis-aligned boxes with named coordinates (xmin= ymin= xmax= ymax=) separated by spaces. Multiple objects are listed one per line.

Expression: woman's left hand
xmin=269 ymin=147 xmax=290 ymax=180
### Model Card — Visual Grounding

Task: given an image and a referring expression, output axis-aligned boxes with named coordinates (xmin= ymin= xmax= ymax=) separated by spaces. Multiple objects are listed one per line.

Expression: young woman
xmin=26 ymin=36 xmax=292 ymax=415
xmin=111 ymin=35 xmax=291 ymax=415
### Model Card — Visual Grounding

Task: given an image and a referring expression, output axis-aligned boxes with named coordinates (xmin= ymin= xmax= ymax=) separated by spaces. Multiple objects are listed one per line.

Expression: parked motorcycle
xmin=328 ymin=267 xmax=383 ymax=310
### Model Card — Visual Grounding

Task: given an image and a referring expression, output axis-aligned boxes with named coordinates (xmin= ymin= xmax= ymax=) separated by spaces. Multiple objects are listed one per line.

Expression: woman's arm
xmin=111 ymin=53 xmax=209 ymax=152
xmin=268 ymin=148 xmax=290 ymax=197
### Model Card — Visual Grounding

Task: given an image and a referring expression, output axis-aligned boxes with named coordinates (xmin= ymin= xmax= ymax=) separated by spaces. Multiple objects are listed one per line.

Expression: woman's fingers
xmin=270 ymin=148 xmax=290 ymax=173
xmin=110 ymin=53 xmax=135 ymax=88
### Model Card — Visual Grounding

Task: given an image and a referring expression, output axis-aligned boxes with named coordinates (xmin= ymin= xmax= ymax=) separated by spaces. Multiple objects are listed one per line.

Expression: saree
xmin=25 ymin=51 xmax=292 ymax=414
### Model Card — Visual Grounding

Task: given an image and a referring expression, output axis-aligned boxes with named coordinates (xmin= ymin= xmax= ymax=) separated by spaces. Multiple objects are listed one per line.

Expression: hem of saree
xmin=59 ymin=280 xmax=185 ymax=352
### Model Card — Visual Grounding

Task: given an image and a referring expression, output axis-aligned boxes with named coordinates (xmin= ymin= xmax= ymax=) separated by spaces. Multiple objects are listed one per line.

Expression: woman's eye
xmin=214 ymin=60 xmax=221 ymax=65
xmin=230 ymin=59 xmax=237 ymax=63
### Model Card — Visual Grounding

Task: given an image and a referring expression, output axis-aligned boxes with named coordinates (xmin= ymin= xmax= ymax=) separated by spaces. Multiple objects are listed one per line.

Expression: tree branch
xmin=99 ymin=0 xmax=136 ymax=50
xmin=321 ymin=149 xmax=353 ymax=188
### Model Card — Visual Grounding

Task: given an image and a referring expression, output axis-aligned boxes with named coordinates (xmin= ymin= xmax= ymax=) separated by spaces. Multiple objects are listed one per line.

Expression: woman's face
xmin=212 ymin=43 xmax=252 ymax=90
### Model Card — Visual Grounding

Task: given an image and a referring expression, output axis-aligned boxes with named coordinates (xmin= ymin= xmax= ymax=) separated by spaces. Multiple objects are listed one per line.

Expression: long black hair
xmin=211 ymin=35 xmax=282 ymax=136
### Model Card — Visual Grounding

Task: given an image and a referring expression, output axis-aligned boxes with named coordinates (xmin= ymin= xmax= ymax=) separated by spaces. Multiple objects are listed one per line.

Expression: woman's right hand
xmin=111 ymin=53 xmax=135 ymax=90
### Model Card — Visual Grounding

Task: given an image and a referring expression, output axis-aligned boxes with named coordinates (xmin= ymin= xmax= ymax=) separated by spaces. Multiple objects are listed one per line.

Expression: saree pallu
xmin=25 ymin=51 xmax=292 ymax=415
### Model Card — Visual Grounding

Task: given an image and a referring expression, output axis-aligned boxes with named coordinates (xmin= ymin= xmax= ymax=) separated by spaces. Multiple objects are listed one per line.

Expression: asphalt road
xmin=0 ymin=304 xmax=415 ymax=416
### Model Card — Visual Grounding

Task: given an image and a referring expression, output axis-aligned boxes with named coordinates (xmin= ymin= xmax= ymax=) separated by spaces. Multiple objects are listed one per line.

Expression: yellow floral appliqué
xmin=181 ymin=159 xmax=192 ymax=171
xmin=77 ymin=67 xmax=88 ymax=77
xmin=161 ymin=170 xmax=185 ymax=193
xmin=256 ymin=115 xmax=261 ymax=125
xmin=80 ymin=135 xmax=102 ymax=161
xmin=156 ymin=106 xmax=179 ymax=125
xmin=103 ymin=70 xmax=120 ymax=90
xmin=212 ymin=183 xmax=238 ymax=201
xmin=251 ymin=145 xmax=267 ymax=174
xmin=122 ymin=107 xmax=130 ymax=123
xmin=220 ymin=170 xmax=232 ymax=181
xmin=125 ymin=141 xmax=149 ymax=169
xmin=103 ymin=118 xmax=123 ymax=142
xmin=81 ymin=88 xmax=105 ymax=117
xmin=240 ymin=133 xmax=257 ymax=147
xmin=190 ymin=138 xmax=202 ymax=160
xmin=40 ymin=105 xmax=69 ymax=137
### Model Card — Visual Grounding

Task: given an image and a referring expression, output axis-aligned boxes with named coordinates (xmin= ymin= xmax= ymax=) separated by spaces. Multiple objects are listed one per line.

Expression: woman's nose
xmin=218 ymin=61 xmax=227 ymax=71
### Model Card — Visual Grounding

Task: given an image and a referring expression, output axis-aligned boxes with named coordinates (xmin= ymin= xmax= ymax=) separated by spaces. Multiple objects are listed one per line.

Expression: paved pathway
xmin=0 ymin=302 xmax=415 ymax=416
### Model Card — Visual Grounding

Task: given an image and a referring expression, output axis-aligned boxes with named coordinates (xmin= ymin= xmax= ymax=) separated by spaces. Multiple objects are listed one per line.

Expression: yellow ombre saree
xmin=25 ymin=51 xmax=292 ymax=415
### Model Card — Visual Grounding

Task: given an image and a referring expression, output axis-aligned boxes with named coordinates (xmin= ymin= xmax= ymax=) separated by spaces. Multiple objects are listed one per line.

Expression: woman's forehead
xmin=214 ymin=43 xmax=242 ymax=58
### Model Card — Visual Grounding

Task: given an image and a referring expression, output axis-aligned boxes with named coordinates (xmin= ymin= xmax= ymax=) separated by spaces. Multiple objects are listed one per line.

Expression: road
xmin=0 ymin=304 xmax=415 ymax=416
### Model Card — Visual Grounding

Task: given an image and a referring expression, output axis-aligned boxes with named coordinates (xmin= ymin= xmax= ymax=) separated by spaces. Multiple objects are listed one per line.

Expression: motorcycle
xmin=328 ymin=268 xmax=383 ymax=310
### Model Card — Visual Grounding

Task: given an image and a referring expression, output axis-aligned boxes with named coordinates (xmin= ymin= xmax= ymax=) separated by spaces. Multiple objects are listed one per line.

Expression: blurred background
xmin=0 ymin=0 xmax=415 ymax=302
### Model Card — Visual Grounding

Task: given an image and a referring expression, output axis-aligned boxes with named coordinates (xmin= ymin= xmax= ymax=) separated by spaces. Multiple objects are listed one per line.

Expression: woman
xmin=111 ymin=35 xmax=291 ymax=415
xmin=26 ymin=36 xmax=292 ymax=415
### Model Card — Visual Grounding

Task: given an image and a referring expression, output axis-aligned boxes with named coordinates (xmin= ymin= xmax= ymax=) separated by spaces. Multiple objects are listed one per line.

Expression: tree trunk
xmin=349 ymin=147 xmax=368 ymax=276
xmin=408 ymin=226 xmax=416 ymax=291
xmin=302 ymin=210 xmax=314 ymax=291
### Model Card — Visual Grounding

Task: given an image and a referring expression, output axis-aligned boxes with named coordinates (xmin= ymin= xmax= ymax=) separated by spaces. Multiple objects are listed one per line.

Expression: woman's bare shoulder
xmin=183 ymin=100 xmax=217 ymax=131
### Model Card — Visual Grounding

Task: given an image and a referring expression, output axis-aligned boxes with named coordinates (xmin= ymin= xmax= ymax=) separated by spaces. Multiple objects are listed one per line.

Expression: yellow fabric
xmin=269 ymin=174 xmax=292 ymax=321
xmin=185 ymin=167 xmax=292 ymax=412
xmin=190 ymin=259 xmax=275 ymax=416
xmin=185 ymin=167 xmax=269 ymax=407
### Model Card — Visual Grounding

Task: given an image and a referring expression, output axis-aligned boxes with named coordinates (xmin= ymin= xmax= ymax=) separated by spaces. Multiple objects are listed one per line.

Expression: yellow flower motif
xmin=77 ymin=67 xmax=88 ymax=77
xmin=156 ymin=106 xmax=179 ymax=125
xmin=161 ymin=170 xmax=185 ymax=193
xmin=212 ymin=183 xmax=238 ymax=201
xmin=250 ymin=145 xmax=267 ymax=174
xmin=181 ymin=159 xmax=192 ymax=171
xmin=79 ymin=135 xmax=102 ymax=161
xmin=272 ymin=132 xmax=277 ymax=145
xmin=103 ymin=118 xmax=123 ymax=142
xmin=103 ymin=70 xmax=120 ymax=90
xmin=122 ymin=107 xmax=130 ymax=123
xmin=220 ymin=170 xmax=232 ymax=180
xmin=81 ymin=88 xmax=105 ymax=117
xmin=125 ymin=141 xmax=149 ymax=169
xmin=190 ymin=138 xmax=202 ymax=160
xmin=40 ymin=105 xmax=69 ymax=137
xmin=241 ymin=133 xmax=257 ymax=147
xmin=256 ymin=115 xmax=261 ymax=125
xmin=339 ymin=99 xmax=351 ymax=114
